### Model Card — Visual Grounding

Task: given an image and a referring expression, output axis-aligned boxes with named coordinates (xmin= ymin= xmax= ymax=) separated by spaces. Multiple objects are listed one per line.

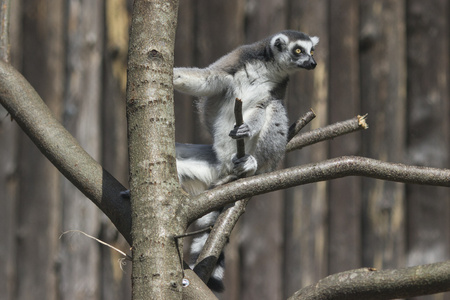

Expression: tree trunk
xmin=126 ymin=1 xmax=185 ymax=299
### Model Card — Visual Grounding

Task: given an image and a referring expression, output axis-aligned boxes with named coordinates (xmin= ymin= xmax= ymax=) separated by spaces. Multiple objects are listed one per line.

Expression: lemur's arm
xmin=173 ymin=67 xmax=231 ymax=97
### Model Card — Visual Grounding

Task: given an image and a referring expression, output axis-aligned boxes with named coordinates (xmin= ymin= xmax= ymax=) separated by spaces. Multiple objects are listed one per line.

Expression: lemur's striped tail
xmin=189 ymin=211 xmax=225 ymax=292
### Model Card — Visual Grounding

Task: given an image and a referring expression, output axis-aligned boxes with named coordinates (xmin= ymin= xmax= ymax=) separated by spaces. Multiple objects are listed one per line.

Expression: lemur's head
xmin=270 ymin=30 xmax=319 ymax=71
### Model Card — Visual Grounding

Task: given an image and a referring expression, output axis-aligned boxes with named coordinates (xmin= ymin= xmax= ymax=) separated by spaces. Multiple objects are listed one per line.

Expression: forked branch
xmin=193 ymin=98 xmax=250 ymax=285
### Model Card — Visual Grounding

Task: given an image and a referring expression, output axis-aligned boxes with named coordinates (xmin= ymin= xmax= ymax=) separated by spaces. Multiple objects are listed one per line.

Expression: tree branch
xmin=0 ymin=61 xmax=132 ymax=244
xmin=286 ymin=114 xmax=368 ymax=152
xmin=0 ymin=0 xmax=11 ymax=62
xmin=188 ymin=155 xmax=450 ymax=222
xmin=288 ymin=261 xmax=450 ymax=300
xmin=182 ymin=268 xmax=218 ymax=300
xmin=193 ymin=98 xmax=250 ymax=285
xmin=287 ymin=109 xmax=316 ymax=141
xmin=193 ymin=200 xmax=248 ymax=284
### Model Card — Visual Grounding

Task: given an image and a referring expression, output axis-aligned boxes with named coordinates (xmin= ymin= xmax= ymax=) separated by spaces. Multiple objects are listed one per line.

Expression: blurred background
xmin=0 ymin=0 xmax=449 ymax=299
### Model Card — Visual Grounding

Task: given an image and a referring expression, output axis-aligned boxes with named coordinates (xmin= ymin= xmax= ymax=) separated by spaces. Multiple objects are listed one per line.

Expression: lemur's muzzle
xmin=303 ymin=57 xmax=317 ymax=70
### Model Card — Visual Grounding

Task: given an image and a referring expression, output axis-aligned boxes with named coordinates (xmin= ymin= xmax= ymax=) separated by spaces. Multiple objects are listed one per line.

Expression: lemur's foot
xmin=232 ymin=154 xmax=257 ymax=177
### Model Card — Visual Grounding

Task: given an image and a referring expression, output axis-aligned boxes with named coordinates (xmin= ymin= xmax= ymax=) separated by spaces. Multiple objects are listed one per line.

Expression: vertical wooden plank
xmin=103 ymin=0 xmax=129 ymax=188
xmin=0 ymin=1 xmax=21 ymax=299
xmin=15 ymin=0 xmax=64 ymax=299
xmin=327 ymin=0 xmax=362 ymax=274
xmin=0 ymin=112 xmax=18 ymax=300
xmin=359 ymin=1 xmax=406 ymax=269
xmin=0 ymin=102 xmax=18 ymax=300
xmin=60 ymin=0 xmax=103 ymax=299
xmin=195 ymin=0 xmax=245 ymax=67
xmin=174 ymin=0 xmax=196 ymax=143
xmin=193 ymin=0 xmax=245 ymax=144
xmin=284 ymin=0 xmax=329 ymax=297
xmin=221 ymin=226 xmax=241 ymax=300
xmin=99 ymin=224 xmax=132 ymax=300
xmin=238 ymin=1 xmax=286 ymax=299
xmin=406 ymin=1 xmax=450 ymax=299
xmin=101 ymin=0 xmax=132 ymax=299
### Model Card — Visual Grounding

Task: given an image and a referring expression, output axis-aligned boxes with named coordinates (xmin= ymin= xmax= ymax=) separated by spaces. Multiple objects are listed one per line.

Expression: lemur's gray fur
xmin=173 ymin=30 xmax=319 ymax=292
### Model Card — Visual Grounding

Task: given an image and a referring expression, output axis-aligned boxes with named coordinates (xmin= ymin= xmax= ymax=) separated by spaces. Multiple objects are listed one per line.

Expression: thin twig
xmin=287 ymin=109 xmax=316 ymax=142
xmin=60 ymin=230 xmax=132 ymax=260
xmin=174 ymin=226 xmax=213 ymax=239
xmin=234 ymin=98 xmax=245 ymax=158
xmin=286 ymin=114 xmax=368 ymax=152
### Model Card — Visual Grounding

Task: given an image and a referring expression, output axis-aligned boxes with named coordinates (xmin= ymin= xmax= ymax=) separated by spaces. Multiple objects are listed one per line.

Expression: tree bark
xmin=126 ymin=1 xmax=187 ymax=299
xmin=189 ymin=156 xmax=450 ymax=220
xmin=289 ymin=261 xmax=450 ymax=300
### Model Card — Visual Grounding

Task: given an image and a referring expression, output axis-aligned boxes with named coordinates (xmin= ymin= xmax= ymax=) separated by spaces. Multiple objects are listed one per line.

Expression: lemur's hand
xmin=229 ymin=123 xmax=251 ymax=139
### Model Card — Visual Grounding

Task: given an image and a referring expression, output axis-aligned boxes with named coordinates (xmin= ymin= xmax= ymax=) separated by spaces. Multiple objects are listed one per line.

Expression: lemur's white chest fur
xmin=231 ymin=60 xmax=282 ymax=100
xmin=207 ymin=60 xmax=287 ymax=172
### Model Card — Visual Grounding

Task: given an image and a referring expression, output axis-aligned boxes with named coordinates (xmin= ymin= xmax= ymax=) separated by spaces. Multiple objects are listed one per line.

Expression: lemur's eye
xmin=310 ymin=50 xmax=314 ymax=56
xmin=295 ymin=48 xmax=302 ymax=54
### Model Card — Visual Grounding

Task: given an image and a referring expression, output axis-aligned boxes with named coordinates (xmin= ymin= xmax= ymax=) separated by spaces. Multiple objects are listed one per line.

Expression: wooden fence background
xmin=0 ymin=0 xmax=448 ymax=299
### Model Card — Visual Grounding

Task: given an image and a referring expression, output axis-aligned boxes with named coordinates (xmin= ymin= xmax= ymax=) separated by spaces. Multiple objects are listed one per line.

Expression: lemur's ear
xmin=310 ymin=36 xmax=319 ymax=47
xmin=270 ymin=34 xmax=289 ymax=52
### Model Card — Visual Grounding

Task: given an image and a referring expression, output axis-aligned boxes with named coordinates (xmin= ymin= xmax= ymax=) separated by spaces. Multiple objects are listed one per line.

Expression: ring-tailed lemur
xmin=174 ymin=30 xmax=319 ymax=292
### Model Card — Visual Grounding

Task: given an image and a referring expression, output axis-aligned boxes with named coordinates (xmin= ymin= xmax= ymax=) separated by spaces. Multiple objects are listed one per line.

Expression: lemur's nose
xmin=305 ymin=59 xmax=317 ymax=70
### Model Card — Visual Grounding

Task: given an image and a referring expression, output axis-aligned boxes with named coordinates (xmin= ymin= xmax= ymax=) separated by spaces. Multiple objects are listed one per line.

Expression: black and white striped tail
xmin=189 ymin=211 xmax=225 ymax=292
